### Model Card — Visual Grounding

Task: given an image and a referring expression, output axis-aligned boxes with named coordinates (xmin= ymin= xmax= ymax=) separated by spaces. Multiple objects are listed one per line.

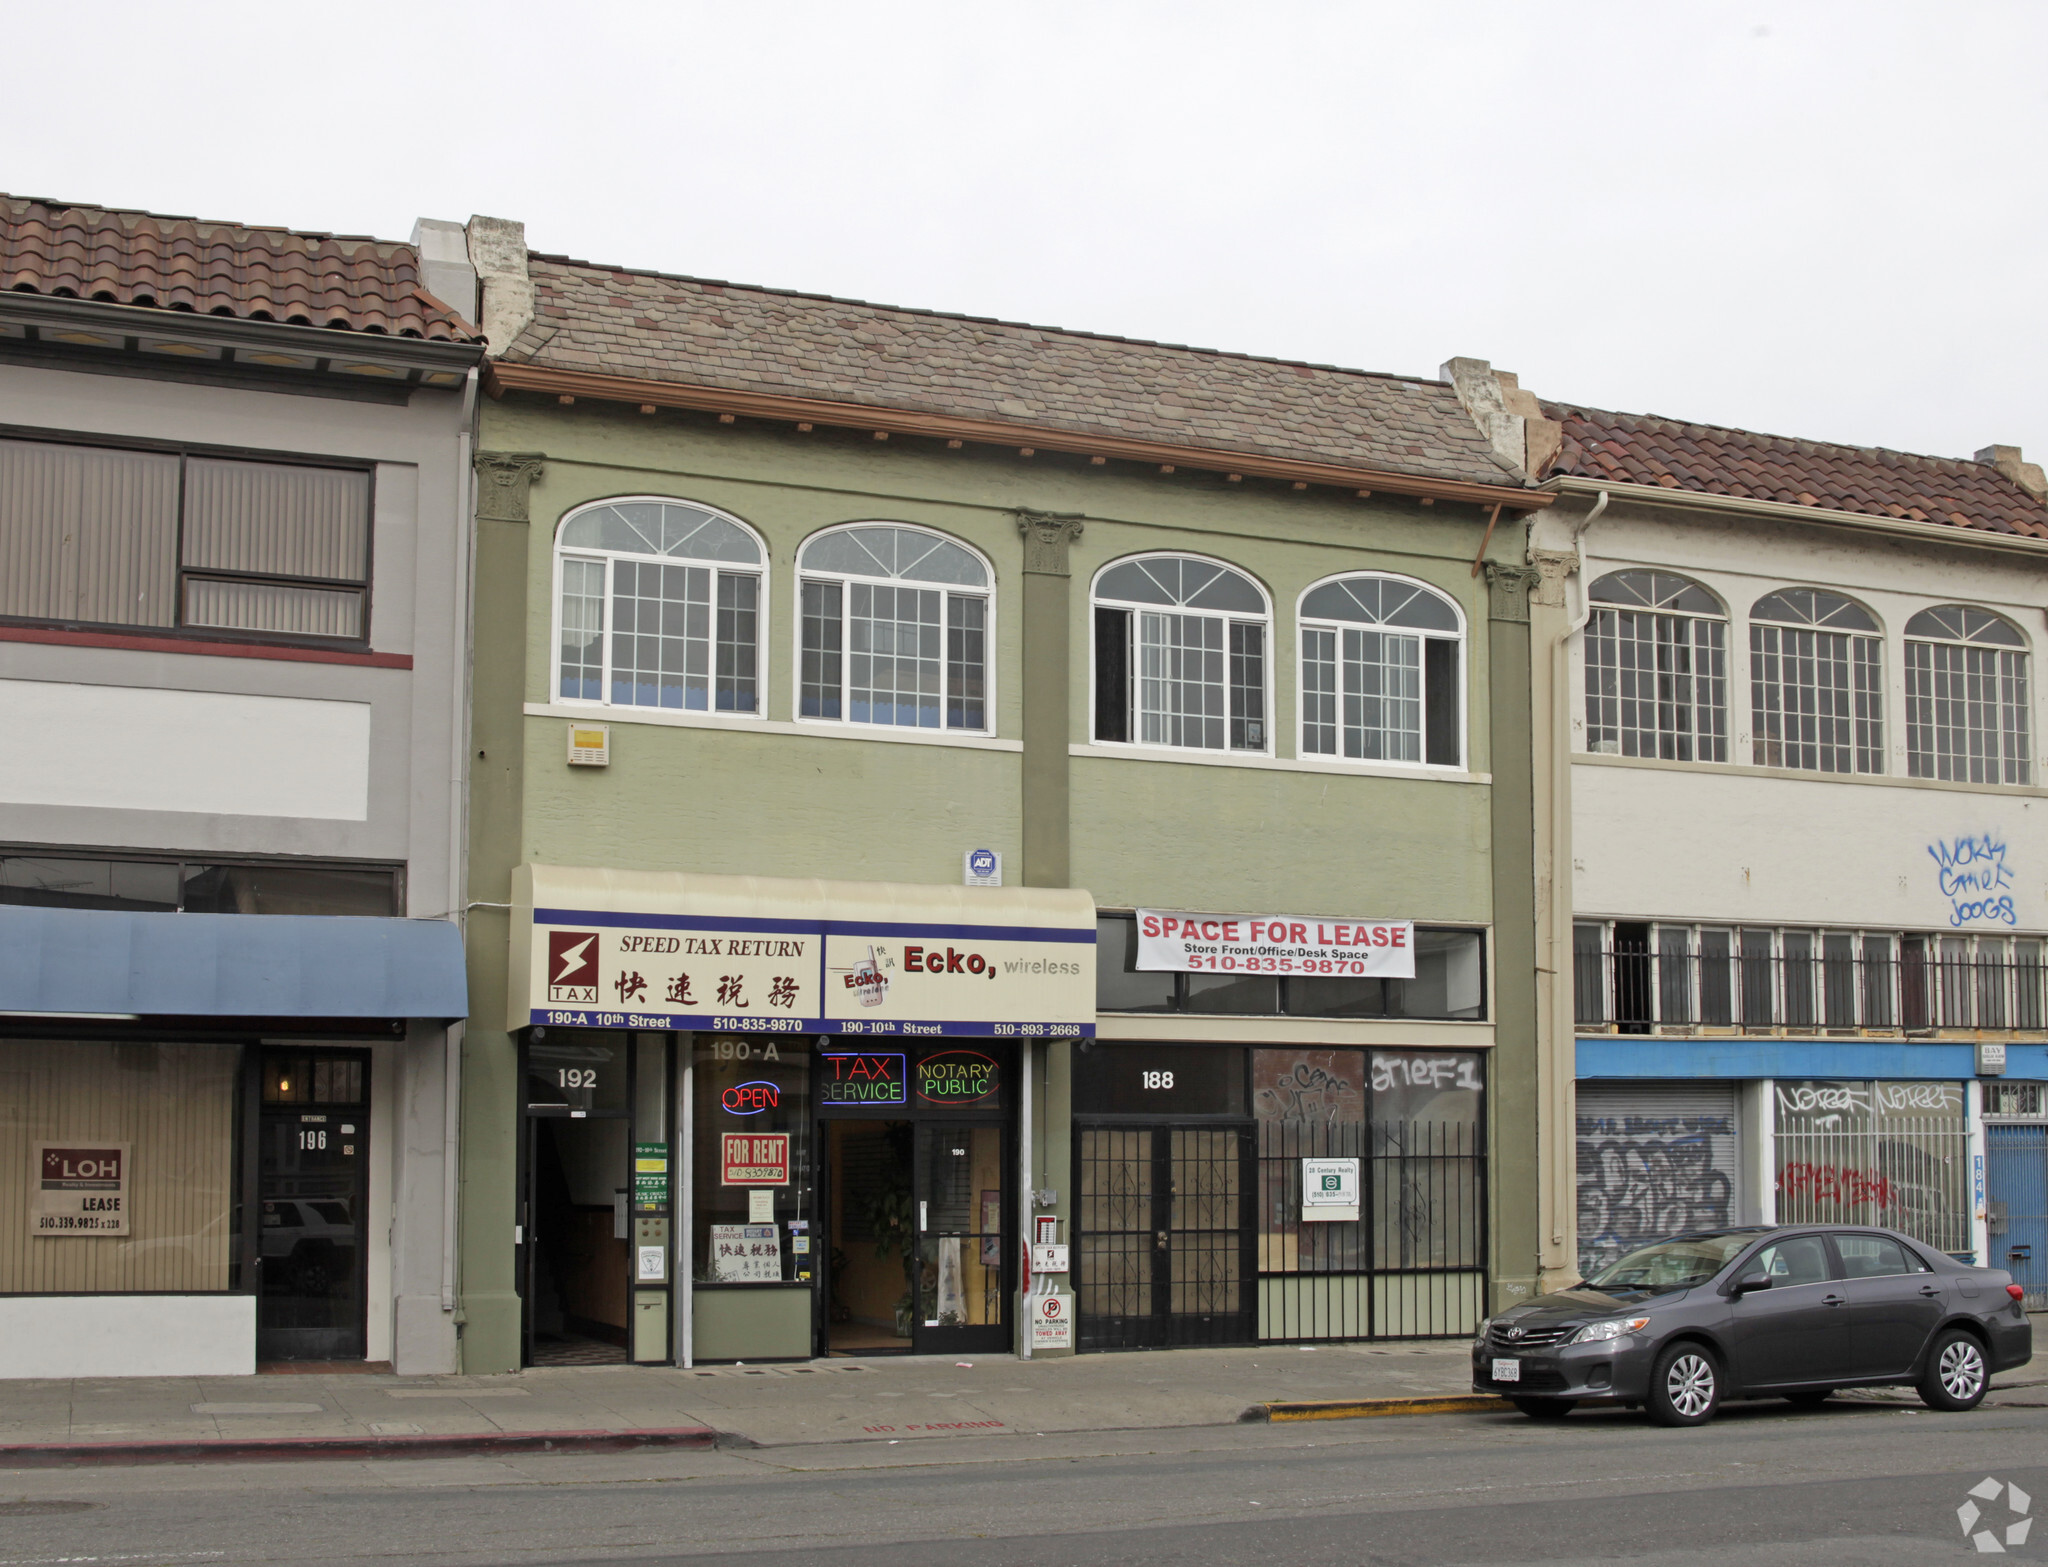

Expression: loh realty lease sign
xmin=1136 ymin=909 xmax=1415 ymax=978
xmin=32 ymin=1143 xmax=129 ymax=1236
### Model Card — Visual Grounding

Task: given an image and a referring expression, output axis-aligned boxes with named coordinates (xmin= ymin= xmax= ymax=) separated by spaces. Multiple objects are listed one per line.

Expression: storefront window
xmin=692 ymin=1035 xmax=811 ymax=1283
xmin=528 ymin=1033 xmax=629 ymax=1112
xmin=0 ymin=1040 xmax=242 ymax=1293
xmin=1369 ymin=1050 xmax=1484 ymax=1270
xmin=1774 ymin=1079 xmax=1970 ymax=1254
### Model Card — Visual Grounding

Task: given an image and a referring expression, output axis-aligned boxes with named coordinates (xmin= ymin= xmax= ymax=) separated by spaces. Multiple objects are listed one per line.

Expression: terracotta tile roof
xmin=499 ymin=253 xmax=1523 ymax=487
xmin=0 ymin=193 xmax=477 ymax=342
xmin=1544 ymin=402 xmax=2048 ymax=540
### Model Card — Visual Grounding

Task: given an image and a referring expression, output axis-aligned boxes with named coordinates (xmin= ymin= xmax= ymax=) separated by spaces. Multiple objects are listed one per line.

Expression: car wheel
xmin=1510 ymin=1397 xmax=1576 ymax=1419
xmin=1918 ymin=1329 xmax=1989 ymax=1411
xmin=1647 ymin=1342 xmax=1721 ymax=1427
xmin=1784 ymin=1389 xmax=1832 ymax=1408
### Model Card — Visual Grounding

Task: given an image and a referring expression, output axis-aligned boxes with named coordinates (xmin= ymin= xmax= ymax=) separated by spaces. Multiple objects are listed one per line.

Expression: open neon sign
xmin=721 ymin=1080 xmax=781 ymax=1115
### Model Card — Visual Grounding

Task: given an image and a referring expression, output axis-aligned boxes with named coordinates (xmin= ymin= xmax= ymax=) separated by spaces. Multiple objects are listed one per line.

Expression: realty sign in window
xmin=721 ymin=1132 xmax=790 ymax=1185
xmin=32 ymin=1143 xmax=130 ymax=1235
xmin=1136 ymin=909 xmax=1415 ymax=978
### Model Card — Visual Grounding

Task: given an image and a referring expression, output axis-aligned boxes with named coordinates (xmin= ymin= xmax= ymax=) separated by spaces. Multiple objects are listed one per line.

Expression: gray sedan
xmin=1471 ymin=1226 xmax=2032 ymax=1426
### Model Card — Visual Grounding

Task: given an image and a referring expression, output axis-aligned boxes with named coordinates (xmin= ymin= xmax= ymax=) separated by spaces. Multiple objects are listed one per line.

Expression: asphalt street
xmin=1 ymin=1397 xmax=2043 ymax=1567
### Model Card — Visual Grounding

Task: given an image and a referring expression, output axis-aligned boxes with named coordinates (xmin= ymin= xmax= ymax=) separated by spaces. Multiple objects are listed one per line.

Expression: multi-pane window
xmin=1298 ymin=575 xmax=1463 ymax=767
xmin=1584 ymin=571 xmax=1727 ymax=761
xmin=1093 ymin=555 xmax=1267 ymax=751
xmin=555 ymin=499 xmax=763 ymax=713
xmin=797 ymin=524 xmax=989 ymax=731
xmin=1749 ymin=588 xmax=1883 ymax=773
xmin=1574 ymin=920 xmax=2045 ymax=1034
xmin=1904 ymin=606 xmax=2031 ymax=784
xmin=1 ymin=436 xmax=371 ymax=641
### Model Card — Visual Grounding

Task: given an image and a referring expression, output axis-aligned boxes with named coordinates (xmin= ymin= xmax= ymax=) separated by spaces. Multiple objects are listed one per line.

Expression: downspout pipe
xmin=443 ymin=364 xmax=481 ymax=1320
xmin=1543 ymin=489 xmax=1604 ymax=1273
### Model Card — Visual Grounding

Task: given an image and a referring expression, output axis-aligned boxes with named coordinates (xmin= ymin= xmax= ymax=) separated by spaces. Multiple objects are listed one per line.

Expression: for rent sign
xmin=1135 ymin=910 xmax=1415 ymax=979
xmin=32 ymin=1143 xmax=130 ymax=1236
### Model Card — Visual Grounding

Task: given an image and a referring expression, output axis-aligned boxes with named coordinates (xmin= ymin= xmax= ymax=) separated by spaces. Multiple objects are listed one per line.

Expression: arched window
xmin=1749 ymin=588 xmax=1883 ymax=774
xmin=1904 ymin=606 xmax=2031 ymax=783
xmin=1585 ymin=571 xmax=1728 ymax=762
xmin=554 ymin=498 xmax=764 ymax=712
xmin=797 ymin=524 xmax=991 ymax=731
xmin=1092 ymin=555 xmax=1270 ymax=752
xmin=1297 ymin=575 xmax=1464 ymax=766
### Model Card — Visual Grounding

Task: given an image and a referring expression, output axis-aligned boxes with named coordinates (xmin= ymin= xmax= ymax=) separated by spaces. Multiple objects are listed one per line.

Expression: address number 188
xmin=1140 ymin=1070 xmax=1175 ymax=1090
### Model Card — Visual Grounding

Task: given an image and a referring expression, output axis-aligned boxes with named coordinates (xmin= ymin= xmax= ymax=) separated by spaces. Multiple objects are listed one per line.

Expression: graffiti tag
xmin=1928 ymin=832 xmax=2017 ymax=927
xmin=1575 ymin=1114 xmax=1735 ymax=1274
xmin=1779 ymin=1161 xmax=1897 ymax=1210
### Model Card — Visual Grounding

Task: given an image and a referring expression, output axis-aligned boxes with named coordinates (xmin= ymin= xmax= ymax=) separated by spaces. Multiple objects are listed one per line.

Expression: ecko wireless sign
xmin=1135 ymin=909 xmax=1415 ymax=978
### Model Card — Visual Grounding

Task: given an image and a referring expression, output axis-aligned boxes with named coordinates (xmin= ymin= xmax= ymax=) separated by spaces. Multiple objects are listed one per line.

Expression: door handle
xmin=1920 ymin=1286 xmax=1942 ymax=1297
xmin=1155 ymin=1230 xmax=1169 ymax=1250
xmin=919 ymin=1202 xmax=928 ymax=1233
xmin=1822 ymin=1294 xmax=1845 ymax=1307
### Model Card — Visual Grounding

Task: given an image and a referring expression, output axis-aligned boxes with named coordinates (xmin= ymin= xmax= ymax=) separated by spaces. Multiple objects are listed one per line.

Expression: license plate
xmin=1492 ymin=1358 xmax=1521 ymax=1382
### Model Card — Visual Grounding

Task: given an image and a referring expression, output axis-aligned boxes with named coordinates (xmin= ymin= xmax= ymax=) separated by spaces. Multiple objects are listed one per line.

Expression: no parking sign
xmin=1029 ymin=1290 xmax=1072 ymax=1350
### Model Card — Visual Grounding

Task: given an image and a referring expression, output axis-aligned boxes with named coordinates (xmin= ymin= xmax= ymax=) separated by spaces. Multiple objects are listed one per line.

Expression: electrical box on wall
xmin=567 ymin=723 xmax=610 ymax=767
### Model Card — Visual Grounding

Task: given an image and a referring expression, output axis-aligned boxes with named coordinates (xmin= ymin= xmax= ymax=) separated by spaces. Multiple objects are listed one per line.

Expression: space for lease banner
xmin=1135 ymin=910 xmax=1416 ymax=978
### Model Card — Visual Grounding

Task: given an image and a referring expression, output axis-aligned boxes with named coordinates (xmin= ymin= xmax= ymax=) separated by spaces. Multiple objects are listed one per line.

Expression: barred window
xmin=1584 ymin=571 xmax=1727 ymax=762
xmin=1749 ymin=588 xmax=1884 ymax=774
xmin=797 ymin=524 xmax=990 ymax=732
xmin=554 ymin=498 xmax=764 ymax=713
xmin=1298 ymin=575 xmax=1463 ymax=767
xmin=1093 ymin=555 xmax=1268 ymax=752
xmin=1904 ymin=606 xmax=2031 ymax=784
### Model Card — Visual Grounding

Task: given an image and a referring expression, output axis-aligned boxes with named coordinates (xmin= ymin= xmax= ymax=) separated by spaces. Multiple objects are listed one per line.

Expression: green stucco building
xmin=451 ymin=216 xmax=1558 ymax=1371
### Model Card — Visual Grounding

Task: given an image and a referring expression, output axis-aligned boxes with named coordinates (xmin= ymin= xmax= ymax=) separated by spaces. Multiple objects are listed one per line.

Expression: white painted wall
xmin=0 ymin=1294 xmax=254 ymax=1379
xmin=0 ymin=680 xmax=372 ymax=820
xmin=1563 ymin=497 xmax=2048 ymax=935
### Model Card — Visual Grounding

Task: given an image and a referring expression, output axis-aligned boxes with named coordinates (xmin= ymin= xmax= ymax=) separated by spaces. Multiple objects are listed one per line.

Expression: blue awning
xmin=0 ymin=906 xmax=469 ymax=1021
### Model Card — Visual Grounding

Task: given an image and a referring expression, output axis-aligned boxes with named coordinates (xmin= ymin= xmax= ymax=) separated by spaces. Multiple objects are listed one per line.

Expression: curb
xmin=0 ymin=1426 xmax=721 ymax=1469
xmin=1242 ymin=1394 xmax=1509 ymax=1423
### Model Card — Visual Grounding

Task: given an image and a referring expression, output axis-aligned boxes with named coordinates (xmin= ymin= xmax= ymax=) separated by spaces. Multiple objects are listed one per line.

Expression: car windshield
xmin=1585 ymin=1234 xmax=1754 ymax=1296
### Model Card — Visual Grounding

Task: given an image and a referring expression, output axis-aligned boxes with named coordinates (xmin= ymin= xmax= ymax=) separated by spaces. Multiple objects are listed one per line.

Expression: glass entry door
xmin=913 ymin=1122 xmax=1009 ymax=1355
xmin=1075 ymin=1123 xmax=1255 ymax=1350
xmin=257 ymin=1050 xmax=370 ymax=1363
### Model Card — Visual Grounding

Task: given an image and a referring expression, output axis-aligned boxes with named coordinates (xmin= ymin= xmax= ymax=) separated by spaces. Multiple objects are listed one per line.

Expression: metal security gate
xmin=1987 ymin=1123 xmax=2047 ymax=1306
xmin=1074 ymin=1124 xmax=1255 ymax=1350
xmin=1576 ymin=1083 xmax=1741 ymax=1277
xmin=1774 ymin=1098 xmax=1972 ymax=1256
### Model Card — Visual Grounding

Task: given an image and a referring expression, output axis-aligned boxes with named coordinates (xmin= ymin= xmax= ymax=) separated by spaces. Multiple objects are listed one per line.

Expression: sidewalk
xmin=3 ymin=1337 xmax=2038 ymax=1464
xmin=0 ymin=1342 xmax=1472 ymax=1460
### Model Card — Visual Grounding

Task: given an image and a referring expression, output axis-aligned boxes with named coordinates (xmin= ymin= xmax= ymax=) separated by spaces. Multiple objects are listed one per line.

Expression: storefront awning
xmin=0 ymin=906 xmax=469 ymax=1021
xmin=512 ymin=864 xmax=1096 ymax=1036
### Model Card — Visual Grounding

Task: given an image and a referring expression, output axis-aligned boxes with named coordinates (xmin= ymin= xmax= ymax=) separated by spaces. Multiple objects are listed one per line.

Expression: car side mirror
xmin=1732 ymin=1271 xmax=1773 ymax=1296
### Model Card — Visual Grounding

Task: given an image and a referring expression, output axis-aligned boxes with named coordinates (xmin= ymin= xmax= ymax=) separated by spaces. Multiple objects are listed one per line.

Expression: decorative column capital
xmin=474 ymin=451 xmax=547 ymax=523
xmin=1483 ymin=560 xmax=1542 ymax=623
xmin=1016 ymin=511 xmax=1086 ymax=577
xmin=1527 ymin=547 xmax=1580 ymax=610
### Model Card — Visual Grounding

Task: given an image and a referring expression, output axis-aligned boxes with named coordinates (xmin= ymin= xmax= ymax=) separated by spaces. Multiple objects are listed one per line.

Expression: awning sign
xmin=32 ymin=1143 xmax=129 ymax=1236
xmin=1135 ymin=910 xmax=1415 ymax=979
xmin=516 ymin=866 xmax=1096 ymax=1037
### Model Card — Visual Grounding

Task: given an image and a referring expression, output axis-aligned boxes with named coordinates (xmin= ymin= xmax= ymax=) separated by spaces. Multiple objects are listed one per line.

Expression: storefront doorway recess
xmin=257 ymin=1049 xmax=370 ymax=1363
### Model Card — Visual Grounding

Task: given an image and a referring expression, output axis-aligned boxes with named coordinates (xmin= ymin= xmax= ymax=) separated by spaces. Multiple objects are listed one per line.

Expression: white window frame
xmin=1747 ymin=587 xmax=1885 ymax=776
xmin=1583 ymin=570 xmax=1730 ymax=763
xmin=1089 ymin=551 xmax=1275 ymax=758
xmin=791 ymin=522 xmax=997 ymax=737
xmin=549 ymin=495 xmax=770 ymax=720
xmin=1294 ymin=571 xmax=1467 ymax=771
xmin=1903 ymin=604 xmax=2033 ymax=785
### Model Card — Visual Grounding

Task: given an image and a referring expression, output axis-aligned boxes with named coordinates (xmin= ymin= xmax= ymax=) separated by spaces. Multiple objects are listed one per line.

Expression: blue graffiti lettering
xmin=1927 ymin=833 xmax=2018 ymax=926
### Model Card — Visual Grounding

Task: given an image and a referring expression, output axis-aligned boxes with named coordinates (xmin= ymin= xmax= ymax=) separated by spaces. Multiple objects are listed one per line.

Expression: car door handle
xmin=1920 ymin=1286 xmax=1942 ymax=1297
xmin=1822 ymin=1294 xmax=1845 ymax=1307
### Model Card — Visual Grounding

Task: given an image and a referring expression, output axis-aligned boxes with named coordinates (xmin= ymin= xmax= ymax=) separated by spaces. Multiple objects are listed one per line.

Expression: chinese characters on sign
xmin=1135 ymin=909 xmax=1415 ymax=978
xmin=31 ymin=1143 xmax=129 ymax=1236
xmin=709 ymin=1223 xmax=782 ymax=1282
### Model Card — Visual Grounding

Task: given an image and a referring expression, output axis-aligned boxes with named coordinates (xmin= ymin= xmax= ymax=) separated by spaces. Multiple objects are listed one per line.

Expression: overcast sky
xmin=8 ymin=2 xmax=2042 ymax=463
